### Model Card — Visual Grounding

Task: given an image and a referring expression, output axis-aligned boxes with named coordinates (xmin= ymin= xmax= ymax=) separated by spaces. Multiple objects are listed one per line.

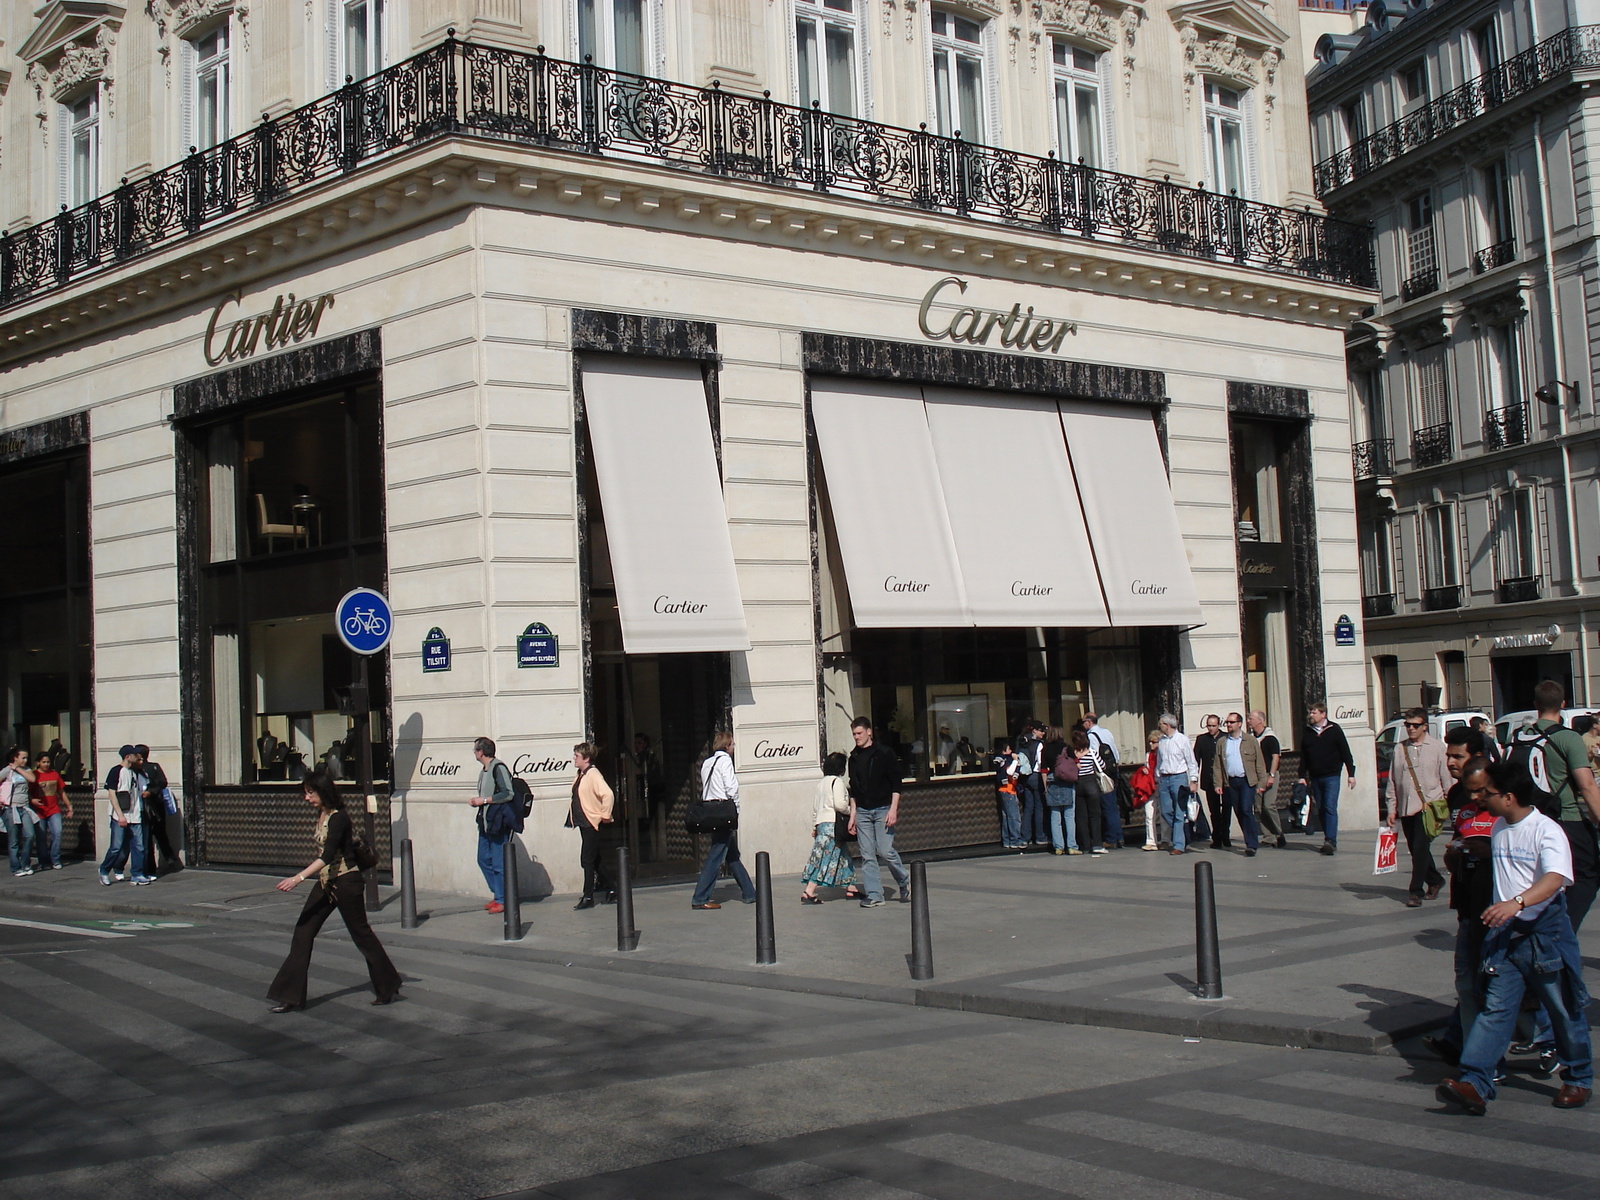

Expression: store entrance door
xmin=591 ymin=652 xmax=728 ymax=880
xmin=1492 ymin=652 xmax=1573 ymax=715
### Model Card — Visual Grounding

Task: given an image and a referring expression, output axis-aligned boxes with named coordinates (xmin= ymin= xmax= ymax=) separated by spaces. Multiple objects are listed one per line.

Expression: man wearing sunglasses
xmin=1390 ymin=708 xmax=1450 ymax=907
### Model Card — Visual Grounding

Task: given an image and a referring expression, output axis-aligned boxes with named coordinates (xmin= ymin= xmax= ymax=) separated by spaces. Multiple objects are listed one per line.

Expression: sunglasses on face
xmin=1404 ymin=721 xmax=1426 ymax=729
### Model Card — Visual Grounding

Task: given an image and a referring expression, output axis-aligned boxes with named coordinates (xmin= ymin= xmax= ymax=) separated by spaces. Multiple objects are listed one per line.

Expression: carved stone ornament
xmin=1396 ymin=314 xmax=1453 ymax=353
xmin=1170 ymin=1 xmax=1289 ymax=117
xmin=1029 ymin=1 xmax=1143 ymax=93
xmin=27 ymin=25 xmax=117 ymax=126
xmin=1468 ymin=288 xmax=1528 ymax=328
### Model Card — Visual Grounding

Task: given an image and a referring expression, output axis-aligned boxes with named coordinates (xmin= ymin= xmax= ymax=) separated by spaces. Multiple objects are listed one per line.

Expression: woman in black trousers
xmin=267 ymin=770 xmax=401 ymax=1012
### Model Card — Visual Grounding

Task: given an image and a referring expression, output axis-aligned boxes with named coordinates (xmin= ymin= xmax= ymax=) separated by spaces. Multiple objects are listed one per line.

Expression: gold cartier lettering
xmin=917 ymin=277 xmax=1076 ymax=354
xmin=203 ymin=290 xmax=336 ymax=366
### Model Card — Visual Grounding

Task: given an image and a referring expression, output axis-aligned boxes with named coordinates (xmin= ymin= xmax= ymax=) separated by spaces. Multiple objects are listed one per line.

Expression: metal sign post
xmin=336 ymin=588 xmax=392 ymax=910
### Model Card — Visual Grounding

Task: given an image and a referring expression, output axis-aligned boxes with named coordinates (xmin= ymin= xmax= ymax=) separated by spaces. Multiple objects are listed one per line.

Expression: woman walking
xmin=691 ymin=732 xmax=756 ymax=910
xmin=801 ymin=752 xmax=857 ymax=902
xmin=1042 ymin=727 xmax=1077 ymax=856
xmin=267 ymin=770 xmax=400 ymax=1013
xmin=570 ymin=742 xmax=615 ymax=910
xmin=30 ymin=751 xmax=70 ymax=870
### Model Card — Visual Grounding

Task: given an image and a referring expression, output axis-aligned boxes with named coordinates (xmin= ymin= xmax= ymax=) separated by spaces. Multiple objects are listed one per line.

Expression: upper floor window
xmin=1471 ymin=20 xmax=1502 ymax=74
xmin=580 ymin=0 xmax=648 ymax=75
xmin=1052 ymin=41 xmax=1102 ymax=167
xmin=1414 ymin=348 xmax=1450 ymax=430
xmin=1405 ymin=191 xmax=1436 ymax=288
xmin=1203 ymin=81 xmax=1247 ymax=196
xmin=1339 ymin=97 xmax=1367 ymax=148
xmin=931 ymin=9 xmax=987 ymax=142
xmin=795 ymin=0 xmax=860 ymax=118
xmin=1356 ymin=367 xmax=1388 ymax=442
xmin=1399 ymin=60 xmax=1429 ymax=112
xmin=1480 ymin=159 xmax=1514 ymax=247
xmin=1486 ymin=322 xmax=1524 ymax=409
xmin=64 ymin=91 xmax=100 ymax=209
xmin=344 ymin=0 xmax=387 ymax=81
xmin=189 ymin=24 xmax=231 ymax=150
xmin=1422 ymin=504 xmax=1459 ymax=589
xmin=1361 ymin=518 xmax=1394 ymax=598
xmin=1497 ymin=487 xmax=1539 ymax=582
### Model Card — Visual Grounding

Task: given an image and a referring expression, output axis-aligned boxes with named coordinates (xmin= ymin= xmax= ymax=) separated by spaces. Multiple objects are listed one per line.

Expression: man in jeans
xmin=847 ymin=716 xmax=910 ymax=908
xmin=1298 ymin=701 xmax=1356 ymax=855
xmin=1083 ymin=713 xmax=1123 ymax=849
xmin=470 ymin=736 xmax=515 ymax=915
xmin=1212 ymin=713 xmax=1267 ymax=857
xmin=99 ymin=744 xmax=152 ymax=886
xmin=1155 ymin=714 xmax=1200 ymax=856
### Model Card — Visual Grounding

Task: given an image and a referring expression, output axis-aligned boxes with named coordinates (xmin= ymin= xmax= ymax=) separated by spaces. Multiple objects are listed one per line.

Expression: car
xmin=1494 ymin=708 xmax=1600 ymax=749
xmin=1374 ymin=711 xmax=1490 ymax=803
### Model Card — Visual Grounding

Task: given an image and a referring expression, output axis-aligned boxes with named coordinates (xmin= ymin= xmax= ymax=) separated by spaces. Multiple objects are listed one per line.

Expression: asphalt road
xmin=1 ymin=895 xmax=1595 ymax=1200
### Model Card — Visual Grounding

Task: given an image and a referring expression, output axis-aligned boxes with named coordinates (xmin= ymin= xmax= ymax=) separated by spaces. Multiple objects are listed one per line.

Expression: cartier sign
xmin=204 ymin=290 xmax=336 ymax=366
xmin=918 ymin=276 xmax=1077 ymax=353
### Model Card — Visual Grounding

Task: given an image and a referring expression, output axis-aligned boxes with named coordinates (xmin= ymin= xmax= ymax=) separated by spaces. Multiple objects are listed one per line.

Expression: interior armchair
xmin=255 ymin=493 xmax=308 ymax=552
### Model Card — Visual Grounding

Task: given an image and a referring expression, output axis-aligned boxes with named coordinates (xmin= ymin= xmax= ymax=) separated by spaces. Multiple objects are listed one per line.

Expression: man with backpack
xmin=1507 ymin=680 xmax=1600 ymax=931
xmin=471 ymin=736 xmax=517 ymax=915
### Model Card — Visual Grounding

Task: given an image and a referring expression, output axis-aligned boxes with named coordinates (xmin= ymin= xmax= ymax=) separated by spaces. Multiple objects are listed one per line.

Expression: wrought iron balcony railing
xmin=1411 ymin=422 xmax=1453 ymax=468
xmin=1400 ymin=269 xmax=1439 ymax=301
xmin=1422 ymin=584 xmax=1463 ymax=611
xmin=1496 ymin=576 xmax=1542 ymax=604
xmin=1483 ymin=400 xmax=1530 ymax=451
xmin=1353 ymin=437 xmax=1394 ymax=480
xmin=0 ymin=36 xmax=1377 ymax=315
xmin=1314 ymin=25 xmax=1600 ymax=196
xmin=1474 ymin=238 xmax=1516 ymax=273
xmin=1363 ymin=592 xmax=1397 ymax=618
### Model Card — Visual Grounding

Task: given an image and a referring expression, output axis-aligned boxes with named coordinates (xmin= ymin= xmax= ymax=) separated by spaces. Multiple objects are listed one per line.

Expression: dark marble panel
xmin=802 ymin=333 xmax=1166 ymax=404
xmin=570 ymin=310 xmax=719 ymax=360
xmin=174 ymin=330 xmax=382 ymax=421
xmin=1285 ymin=421 xmax=1328 ymax=710
xmin=1228 ymin=381 xmax=1311 ymax=419
xmin=0 ymin=411 xmax=89 ymax=466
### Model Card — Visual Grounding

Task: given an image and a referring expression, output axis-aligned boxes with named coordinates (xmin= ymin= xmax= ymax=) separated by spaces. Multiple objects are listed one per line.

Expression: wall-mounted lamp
xmin=1534 ymin=379 xmax=1581 ymax=405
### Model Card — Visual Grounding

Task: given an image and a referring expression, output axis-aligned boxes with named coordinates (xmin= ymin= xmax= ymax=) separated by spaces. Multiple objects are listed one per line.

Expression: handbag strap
xmin=1401 ymin=741 xmax=1435 ymax=804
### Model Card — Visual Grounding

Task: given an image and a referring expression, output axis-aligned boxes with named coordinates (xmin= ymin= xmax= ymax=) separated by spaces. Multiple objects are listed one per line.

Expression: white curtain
xmin=211 ymin=629 xmax=242 ymax=784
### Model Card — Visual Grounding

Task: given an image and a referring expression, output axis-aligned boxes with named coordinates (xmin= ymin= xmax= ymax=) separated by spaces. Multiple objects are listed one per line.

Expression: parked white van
xmin=1375 ymin=711 xmax=1490 ymax=801
xmin=1493 ymin=709 xmax=1600 ymax=748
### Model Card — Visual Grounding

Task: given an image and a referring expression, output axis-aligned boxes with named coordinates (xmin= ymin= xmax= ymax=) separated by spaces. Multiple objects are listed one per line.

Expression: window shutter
xmin=180 ymin=37 xmax=196 ymax=153
xmin=1097 ymin=50 xmax=1117 ymax=170
xmin=1243 ymin=88 xmax=1261 ymax=200
xmin=56 ymin=103 xmax=70 ymax=209
xmin=326 ymin=0 xmax=341 ymax=89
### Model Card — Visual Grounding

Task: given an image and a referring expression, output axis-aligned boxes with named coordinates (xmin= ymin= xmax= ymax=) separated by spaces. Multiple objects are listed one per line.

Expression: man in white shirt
xmin=98 ymin=744 xmax=153 ymax=886
xmin=1083 ymin=713 xmax=1118 ymax=765
xmin=1437 ymin=758 xmax=1592 ymax=1115
xmin=1155 ymin=714 xmax=1200 ymax=856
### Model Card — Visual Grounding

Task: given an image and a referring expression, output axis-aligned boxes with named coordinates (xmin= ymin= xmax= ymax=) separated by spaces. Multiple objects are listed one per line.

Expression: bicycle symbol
xmin=343 ymin=607 xmax=389 ymax=639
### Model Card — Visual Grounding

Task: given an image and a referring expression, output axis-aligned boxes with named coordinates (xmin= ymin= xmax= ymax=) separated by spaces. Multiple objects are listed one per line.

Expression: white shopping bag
xmin=1373 ymin=826 xmax=1399 ymax=875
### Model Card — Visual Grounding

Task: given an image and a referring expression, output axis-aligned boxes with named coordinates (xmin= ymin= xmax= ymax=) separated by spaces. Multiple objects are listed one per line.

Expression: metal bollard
xmin=399 ymin=838 xmax=418 ymax=930
xmin=502 ymin=837 xmax=522 ymax=942
xmin=615 ymin=846 xmax=640 ymax=951
xmin=755 ymin=851 xmax=776 ymax=965
xmin=1194 ymin=860 xmax=1222 ymax=998
xmin=909 ymin=860 xmax=934 ymax=980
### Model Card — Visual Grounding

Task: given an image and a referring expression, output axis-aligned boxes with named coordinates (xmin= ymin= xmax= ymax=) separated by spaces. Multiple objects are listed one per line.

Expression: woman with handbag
xmin=267 ymin=770 xmax=400 ymax=1013
xmin=570 ymin=742 xmax=615 ymax=910
xmin=802 ymin=752 xmax=858 ymax=902
xmin=690 ymin=731 xmax=756 ymax=910
xmin=1042 ymin=727 xmax=1077 ymax=856
xmin=1390 ymin=708 xmax=1450 ymax=907
xmin=1071 ymin=729 xmax=1109 ymax=856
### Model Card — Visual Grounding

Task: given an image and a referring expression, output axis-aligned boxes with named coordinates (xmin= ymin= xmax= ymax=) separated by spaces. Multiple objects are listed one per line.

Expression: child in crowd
xmin=994 ymin=739 xmax=1023 ymax=850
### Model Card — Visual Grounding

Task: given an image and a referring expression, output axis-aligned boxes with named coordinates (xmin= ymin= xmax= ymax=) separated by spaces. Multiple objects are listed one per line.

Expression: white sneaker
xmin=12 ymin=868 xmax=33 ymax=877
xmin=99 ymin=871 xmax=113 ymax=885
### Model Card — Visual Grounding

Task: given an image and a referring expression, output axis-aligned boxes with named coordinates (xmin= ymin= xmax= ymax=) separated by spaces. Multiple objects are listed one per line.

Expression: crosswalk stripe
xmin=1154 ymin=1089 xmax=1600 ymax=1176
xmin=0 ymin=1008 xmax=154 ymax=1105
xmin=1260 ymin=1069 xmax=1600 ymax=1133
xmin=732 ymin=1160 xmax=935 ymax=1200
xmin=893 ymin=1131 xmax=1241 ymax=1199
xmin=0 ymin=915 xmax=132 ymax=939
xmin=1032 ymin=1111 xmax=1546 ymax=1200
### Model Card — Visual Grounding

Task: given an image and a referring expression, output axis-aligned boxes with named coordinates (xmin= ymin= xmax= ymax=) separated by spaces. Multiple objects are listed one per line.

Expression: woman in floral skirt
xmin=801 ymin=752 xmax=857 ymax=903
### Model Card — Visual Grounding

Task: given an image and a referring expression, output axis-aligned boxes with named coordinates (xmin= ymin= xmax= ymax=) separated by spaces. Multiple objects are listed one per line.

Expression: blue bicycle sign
xmin=336 ymin=588 xmax=393 ymax=655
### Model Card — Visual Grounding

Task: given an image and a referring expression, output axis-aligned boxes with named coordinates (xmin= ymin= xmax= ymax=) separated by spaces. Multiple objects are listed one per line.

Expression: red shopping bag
xmin=1373 ymin=826 xmax=1399 ymax=875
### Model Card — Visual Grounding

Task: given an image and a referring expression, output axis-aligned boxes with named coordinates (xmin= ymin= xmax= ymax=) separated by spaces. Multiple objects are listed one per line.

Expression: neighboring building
xmin=0 ymin=1 xmax=1375 ymax=895
xmin=1309 ymin=0 xmax=1600 ymax=725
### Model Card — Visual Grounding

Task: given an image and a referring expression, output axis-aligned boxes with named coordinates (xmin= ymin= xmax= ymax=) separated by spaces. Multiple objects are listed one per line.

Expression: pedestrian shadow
xmin=1412 ymin=928 xmax=1455 ymax=952
xmin=1340 ymin=881 xmax=1411 ymax=904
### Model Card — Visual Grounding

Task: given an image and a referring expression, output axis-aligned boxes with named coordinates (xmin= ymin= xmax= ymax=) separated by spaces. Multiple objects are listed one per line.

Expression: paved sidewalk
xmin=5 ymin=839 xmax=1589 ymax=1054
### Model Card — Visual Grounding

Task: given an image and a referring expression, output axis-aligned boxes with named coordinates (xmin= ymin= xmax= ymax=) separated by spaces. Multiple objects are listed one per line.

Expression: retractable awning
xmin=1057 ymin=401 xmax=1204 ymax=627
xmin=922 ymin=387 xmax=1110 ymax=627
xmin=810 ymin=378 xmax=970 ymax=627
xmin=579 ymin=355 xmax=750 ymax=652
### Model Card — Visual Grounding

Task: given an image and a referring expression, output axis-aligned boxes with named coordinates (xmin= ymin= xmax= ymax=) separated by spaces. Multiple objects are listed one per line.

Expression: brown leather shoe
xmin=1425 ymin=882 xmax=1442 ymax=901
xmin=1405 ymin=896 xmax=1423 ymax=908
xmin=691 ymin=902 xmax=721 ymax=910
xmin=1554 ymin=1084 xmax=1592 ymax=1109
xmin=1436 ymin=1078 xmax=1487 ymax=1115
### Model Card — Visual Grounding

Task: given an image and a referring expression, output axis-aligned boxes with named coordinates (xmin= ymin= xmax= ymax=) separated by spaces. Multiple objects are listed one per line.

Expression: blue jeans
xmin=1158 ymin=774 xmax=1190 ymax=852
xmin=692 ymin=829 xmax=754 ymax=906
xmin=1225 ymin=777 xmax=1260 ymax=851
xmin=1020 ymin=776 xmax=1047 ymax=843
xmin=1046 ymin=782 xmax=1077 ymax=851
xmin=854 ymin=806 xmax=908 ymax=902
xmin=998 ymin=790 xmax=1022 ymax=846
xmin=1459 ymin=927 xmax=1593 ymax=1098
xmin=35 ymin=812 xmax=62 ymax=868
xmin=99 ymin=819 xmax=147 ymax=878
xmin=478 ymin=827 xmax=508 ymax=903
xmin=1308 ymin=774 xmax=1342 ymax=846
xmin=4 ymin=807 xmax=36 ymax=873
xmin=1440 ymin=917 xmax=1487 ymax=1050
xmin=1101 ymin=788 xmax=1123 ymax=847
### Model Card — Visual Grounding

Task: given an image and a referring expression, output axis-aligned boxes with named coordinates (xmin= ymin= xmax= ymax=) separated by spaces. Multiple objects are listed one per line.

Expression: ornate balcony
xmin=1411 ymin=422 xmax=1453 ymax=469
xmin=1314 ymin=26 xmax=1600 ymax=196
xmin=1352 ymin=437 xmax=1394 ymax=480
xmin=1363 ymin=592 xmax=1397 ymax=618
xmin=1496 ymin=576 xmax=1542 ymax=604
xmin=1422 ymin=585 xmax=1463 ymax=611
xmin=0 ymin=37 xmax=1377 ymax=315
xmin=1474 ymin=238 xmax=1516 ymax=273
xmin=1483 ymin=400 xmax=1530 ymax=451
xmin=1401 ymin=269 xmax=1439 ymax=302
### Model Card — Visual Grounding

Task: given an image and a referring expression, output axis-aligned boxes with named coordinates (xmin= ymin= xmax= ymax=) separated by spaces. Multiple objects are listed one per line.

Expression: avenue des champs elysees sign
xmin=917 ymin=276 xmax=1079 ymax=353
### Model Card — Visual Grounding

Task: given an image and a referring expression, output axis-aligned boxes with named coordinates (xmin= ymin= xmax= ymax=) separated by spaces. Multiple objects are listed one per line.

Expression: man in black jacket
xmin=136 ymin=745 xmax=181 ymax=876
xmin=1194 ymin=714 xmax=1228 ymax=849
xmin=1297 ymin=702 xmax=1357 ymax=855
xmin=847 ymin=717 xmax=910 ymax=908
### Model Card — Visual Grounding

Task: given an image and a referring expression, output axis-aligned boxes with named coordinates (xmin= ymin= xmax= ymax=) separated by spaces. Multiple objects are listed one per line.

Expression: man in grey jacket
xmin=471 ymin=737 xmax=516 ymax=915
xmin=1212 ymin=713 xmax=1268 ymax=857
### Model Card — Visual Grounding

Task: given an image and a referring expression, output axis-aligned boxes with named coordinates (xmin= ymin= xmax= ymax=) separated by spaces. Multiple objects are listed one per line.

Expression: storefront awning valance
xmin=1056 ymin=402 xmax=1205 ymax=627
xmin=580 ymin=356 xmax=750 ymax=653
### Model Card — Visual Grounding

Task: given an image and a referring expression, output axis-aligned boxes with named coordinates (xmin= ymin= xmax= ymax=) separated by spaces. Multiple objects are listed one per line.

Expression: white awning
xmin=922 ymin=387 xmax=1110 ymax=627
xmin=1057 ymin=402 xmax=1204 ymax=627
xmin=579 ymin=355 xmax=750 ymax=653
xmin=810 ymin=378 xmax=970 ymax=627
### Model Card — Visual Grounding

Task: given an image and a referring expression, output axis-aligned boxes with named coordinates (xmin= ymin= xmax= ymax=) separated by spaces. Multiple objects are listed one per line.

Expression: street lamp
xmin=1534 ymin=379 xmax=1581 ymax=405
